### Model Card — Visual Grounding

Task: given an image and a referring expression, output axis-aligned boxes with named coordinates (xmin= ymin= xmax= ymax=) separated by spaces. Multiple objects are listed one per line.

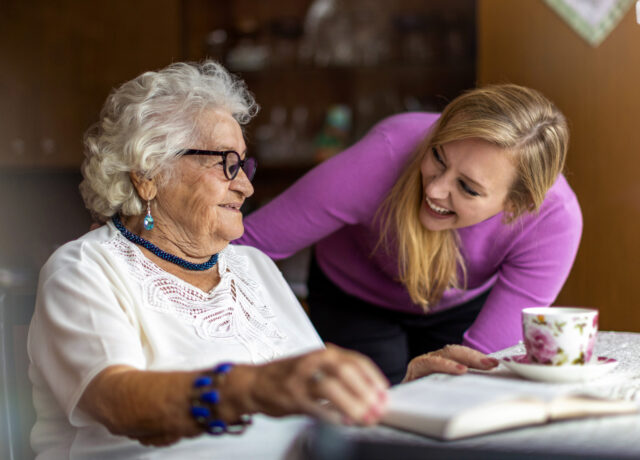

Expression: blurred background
xmin=1 ymin=0 xmax=639 ymax=332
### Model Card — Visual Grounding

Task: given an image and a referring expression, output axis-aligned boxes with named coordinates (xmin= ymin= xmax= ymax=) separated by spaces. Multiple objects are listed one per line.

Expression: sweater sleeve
xmin=237 ymin=112 xmax=439 ymax=259
xmin=462 ymin=189 xmax=583 ymax=353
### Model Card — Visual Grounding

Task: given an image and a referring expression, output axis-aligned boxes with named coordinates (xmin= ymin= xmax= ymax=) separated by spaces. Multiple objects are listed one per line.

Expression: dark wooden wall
xmin=478 ymin=0 xmax=640 ymax=332
xmin=0 ymin=0 xmax=182 ymax=168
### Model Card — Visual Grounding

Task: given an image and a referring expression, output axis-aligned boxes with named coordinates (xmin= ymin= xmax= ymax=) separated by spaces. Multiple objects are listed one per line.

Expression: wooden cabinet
xmin=0 ymin=0 xmax=477 ymax=296
xmin=0 ymin=0 xmax=475 ymax=180
xmin=181 ymin=0 xmax=476 ymax=207
xmin=179 ymin=0 xmax=477 ymax=289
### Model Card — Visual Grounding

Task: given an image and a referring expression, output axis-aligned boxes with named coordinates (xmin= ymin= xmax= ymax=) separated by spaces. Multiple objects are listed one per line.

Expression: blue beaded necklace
xmin=112 ymin=214 xmax=219 ymax=271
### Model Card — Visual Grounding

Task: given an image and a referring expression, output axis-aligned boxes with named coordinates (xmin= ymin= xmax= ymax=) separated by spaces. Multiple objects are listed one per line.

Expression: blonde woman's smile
xmin=424 ymin=196 xmax=455 ymax=218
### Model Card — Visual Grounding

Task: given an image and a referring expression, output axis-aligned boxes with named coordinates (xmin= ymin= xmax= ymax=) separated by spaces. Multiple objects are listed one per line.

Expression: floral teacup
xmin=522 ymin=307 xmax=599 ymax=366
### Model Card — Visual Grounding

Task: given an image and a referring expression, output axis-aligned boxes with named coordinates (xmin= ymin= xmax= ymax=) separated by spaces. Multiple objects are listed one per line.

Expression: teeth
xmin=426 ymin=197 xmax=452 ymax=215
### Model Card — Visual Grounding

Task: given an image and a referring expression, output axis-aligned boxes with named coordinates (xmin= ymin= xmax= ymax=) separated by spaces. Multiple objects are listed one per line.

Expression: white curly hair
xmin=79 ymin=60 xmax=259 ymax=221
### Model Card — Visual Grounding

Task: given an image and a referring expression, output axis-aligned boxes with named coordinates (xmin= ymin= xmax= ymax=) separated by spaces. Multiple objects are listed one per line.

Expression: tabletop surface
xmin=298 ymin=331 xmax=640 ymax=460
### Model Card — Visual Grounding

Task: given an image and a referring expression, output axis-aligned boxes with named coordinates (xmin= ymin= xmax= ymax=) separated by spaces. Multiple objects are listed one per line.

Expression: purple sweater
xmin=237 ymin=113 xmax=583 ymax=353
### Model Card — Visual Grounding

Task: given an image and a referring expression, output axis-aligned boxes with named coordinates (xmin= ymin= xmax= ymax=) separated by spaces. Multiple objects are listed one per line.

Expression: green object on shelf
xmin=313 ymin=132 xmax=343 ymax=148
xmin=325 ymin=104 xmax=352 ymax=131
xmin=313 ymin=105 xmax=353 ymax=162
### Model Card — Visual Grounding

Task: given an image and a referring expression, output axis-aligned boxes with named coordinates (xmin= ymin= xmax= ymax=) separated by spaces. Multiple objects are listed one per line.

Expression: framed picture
xmin=544 ymin=0 xmax=635 ymax=46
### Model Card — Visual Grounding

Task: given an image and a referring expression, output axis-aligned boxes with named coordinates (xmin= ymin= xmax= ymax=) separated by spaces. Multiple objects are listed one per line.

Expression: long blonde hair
xmin=377 ymin=84 xmax=569 ymax=309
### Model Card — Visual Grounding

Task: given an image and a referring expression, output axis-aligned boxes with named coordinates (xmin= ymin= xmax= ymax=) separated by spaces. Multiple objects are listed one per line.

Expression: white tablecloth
xmin=296 ymin=331 xmax=640 ymax=460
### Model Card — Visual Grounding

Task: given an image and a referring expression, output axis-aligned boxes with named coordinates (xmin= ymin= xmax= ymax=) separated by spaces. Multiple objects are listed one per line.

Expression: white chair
xmin=0 ymin=289 xmax=37 ymax=460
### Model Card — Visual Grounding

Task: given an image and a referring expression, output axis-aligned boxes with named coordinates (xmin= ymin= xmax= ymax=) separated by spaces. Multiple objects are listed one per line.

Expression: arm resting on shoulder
xmin=237 ymin=129 xmax=393 ymax=258
xmin=237 ymin=113 xmax=439 ymax=259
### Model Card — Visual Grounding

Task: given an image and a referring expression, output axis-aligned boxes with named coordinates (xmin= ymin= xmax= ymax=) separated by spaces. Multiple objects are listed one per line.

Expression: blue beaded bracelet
xmin=190 ymin=363 xmax=252 ymax=435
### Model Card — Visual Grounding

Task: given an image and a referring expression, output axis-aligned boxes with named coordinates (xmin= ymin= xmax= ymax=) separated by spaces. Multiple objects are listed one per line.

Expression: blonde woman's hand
xmin=237 ymin=344 xmax=389 ymax=426
xmin=402 ymin=344 xmax=499 ymax=383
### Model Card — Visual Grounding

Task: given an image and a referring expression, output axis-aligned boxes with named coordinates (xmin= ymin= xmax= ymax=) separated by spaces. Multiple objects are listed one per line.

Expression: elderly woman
xmin=27 ymin=61 xmax=495 ymax=459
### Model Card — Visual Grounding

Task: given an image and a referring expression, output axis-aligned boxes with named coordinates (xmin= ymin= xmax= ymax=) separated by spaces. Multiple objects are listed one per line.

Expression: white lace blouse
xmin=27 ymin=222 xmax=323 ymax=459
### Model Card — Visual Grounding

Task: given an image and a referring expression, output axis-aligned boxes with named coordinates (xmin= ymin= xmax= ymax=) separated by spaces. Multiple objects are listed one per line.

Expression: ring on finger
xmin=310 ymin=370 xmax=326 ymax=385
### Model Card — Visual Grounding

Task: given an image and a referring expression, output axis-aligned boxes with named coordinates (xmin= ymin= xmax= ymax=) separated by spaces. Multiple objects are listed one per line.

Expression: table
xmin=296 ymin=331 xmax=640 ymax=460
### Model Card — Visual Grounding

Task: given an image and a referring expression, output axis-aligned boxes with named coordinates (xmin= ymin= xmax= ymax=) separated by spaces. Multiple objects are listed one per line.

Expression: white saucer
xmin=500 ymin=354 xmax=618 ymax=383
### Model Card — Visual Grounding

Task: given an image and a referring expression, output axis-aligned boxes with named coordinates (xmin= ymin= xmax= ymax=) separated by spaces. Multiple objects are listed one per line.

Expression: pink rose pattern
xmin=583 ymin=313 xmax=599 ymax=363
xmin=523 ymin=312 xmax=598 ymax=365
xmin=524 ymin=326 xmax=558 ymax=364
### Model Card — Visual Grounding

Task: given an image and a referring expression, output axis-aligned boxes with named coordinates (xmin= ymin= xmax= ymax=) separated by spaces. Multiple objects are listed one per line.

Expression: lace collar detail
xmin=103 ymin=229 xmax=287 ymax=361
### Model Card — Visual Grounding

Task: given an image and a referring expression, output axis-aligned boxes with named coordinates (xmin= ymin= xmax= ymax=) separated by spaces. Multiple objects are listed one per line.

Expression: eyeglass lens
xmin=226 ymin=152 xmax=256 ymax=181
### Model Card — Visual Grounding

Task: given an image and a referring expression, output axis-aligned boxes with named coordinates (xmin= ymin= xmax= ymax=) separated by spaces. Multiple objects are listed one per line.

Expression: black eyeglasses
xmin=182 ymin=149 xmax=257 ymax=181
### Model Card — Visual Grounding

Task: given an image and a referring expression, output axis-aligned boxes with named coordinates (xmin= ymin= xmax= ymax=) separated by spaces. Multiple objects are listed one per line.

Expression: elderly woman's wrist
xmin=224 ymin=364 xmax=260 ymax=414
xmin=190 ymin=363 xmax=255 ymax=435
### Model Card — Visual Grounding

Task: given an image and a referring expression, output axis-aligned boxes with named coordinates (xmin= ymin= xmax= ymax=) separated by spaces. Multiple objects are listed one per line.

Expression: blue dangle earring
xmin=143 ymin=200 xmax=154 ymax=230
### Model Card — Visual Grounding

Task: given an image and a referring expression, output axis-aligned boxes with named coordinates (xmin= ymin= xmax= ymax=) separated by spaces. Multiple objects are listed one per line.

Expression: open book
xmin=382 ymin=373 xmax=638 ymax=440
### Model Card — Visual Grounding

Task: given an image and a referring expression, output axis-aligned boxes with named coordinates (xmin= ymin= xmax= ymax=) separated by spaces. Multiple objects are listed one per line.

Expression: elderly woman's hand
xmin=237 ymin=344 xmax=389 ymax=426
xmin=402 ymin=344 xmax=499 ymax=383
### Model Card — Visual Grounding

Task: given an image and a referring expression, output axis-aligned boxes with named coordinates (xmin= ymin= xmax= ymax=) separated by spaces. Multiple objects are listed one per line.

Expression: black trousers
xmin=307 ymin=257 xmax=490 ymax=385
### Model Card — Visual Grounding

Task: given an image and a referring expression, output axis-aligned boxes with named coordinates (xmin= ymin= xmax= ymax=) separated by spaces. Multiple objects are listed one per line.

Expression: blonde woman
xmin=237 ymin=84 xmax=582 ymax=384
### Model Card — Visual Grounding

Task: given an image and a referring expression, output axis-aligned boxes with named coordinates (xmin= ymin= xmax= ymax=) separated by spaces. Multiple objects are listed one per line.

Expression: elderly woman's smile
xmin=219 ymin=202 xmax=243 ymax=211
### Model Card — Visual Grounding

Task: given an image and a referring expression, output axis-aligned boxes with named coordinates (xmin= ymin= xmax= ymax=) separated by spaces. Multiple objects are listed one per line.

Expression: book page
xmin=388 ymin=374 xmax=563 ymax=417
xmin=384 ymin=374 xmax=550 ymax=439
xmin=446 ymin=399 xmax=547 ymax=439
xmin=383 ymin=373 xmax=637 ymax=440
xmin=548 ymin=395 xmax=638 ymax=420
